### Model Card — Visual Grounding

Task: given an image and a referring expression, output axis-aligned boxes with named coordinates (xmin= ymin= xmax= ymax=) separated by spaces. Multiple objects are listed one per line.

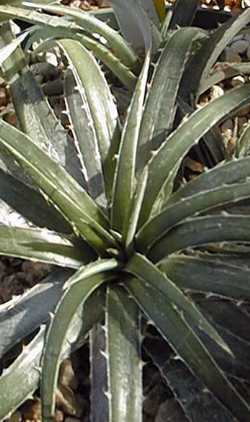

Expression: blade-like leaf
xmin=199 ymin=62 xmax=250 ymax=96
xmin=58 ymin=39 xmax=119 ymax=201
xmin=169 ymin=156 xmax=250 ymax=205
xmin=112 ymin=0 xmax=161 ymax=54
xmin=137 ymin=182 xmax=250 ymax=252
xmin=237 ymin=119 xmax=250 ymax=157
xmin=0 ymin=119 xmax=116 ymax=254
xmin=139 ymin=84 xmax=250 ymax=224
xmin=159 ymin=255 xmax=250 ymax=300
xmin=169 ymin=0 xmax=198 ymax=28
xmin=180 ymin=8 xmax=250 ymax=103
xmin=150 ymin=356 xmax=235 ymax=422
xmin=0 ymin=5 xmax=83 ymax=34
xmin=0 ymin=31 xmax=27 ymax=67
xmin=137 ymin=27 xmax=203 ymax=172
xmin=0 ymin=287 xmax=105 ymax=421
xmin=24 ymin=2 xmax=139 ymax=70
xmin=90 ymin=322 xmax=109 ymax=422
xmin=177 ymin=97 xmax=225 ymax=167
xmin=0 ymin=225 xmax=87 ymax=268
xmin=64 ymin=69 xmax=106 ymax=207
xmin=41 ymin=259 xmax=119 ymax=421
xmin=111 ymin=49 xmax=151 ymax=236
xmin=28 ymin=28 xmax=136 ymax=89
xmin=0 ymin=169 xmax=72 ymax=233
xmin=124 ymin=166 xmax=148 ymax=253
xmin=125 ymin=254 xmax=232 ymax=357
xmin=106 ymin=285 xmax=142 ymax=422
xmin=0 ymin=326 xmax=45 ymax=421
xmin=0 ymin=270 xmax=71 ymax=359
xmin=0 ymin=23 xmax=84 ymax=185
xmin=150 ymin=215 xmax=250 ymax=260
xmin=125 ymin=278 xmax=250 ymax=422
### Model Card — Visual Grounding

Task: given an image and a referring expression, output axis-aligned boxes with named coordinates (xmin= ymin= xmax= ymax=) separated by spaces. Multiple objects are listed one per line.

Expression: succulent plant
xmin=1 ymin=1 xmax=250 ymax=421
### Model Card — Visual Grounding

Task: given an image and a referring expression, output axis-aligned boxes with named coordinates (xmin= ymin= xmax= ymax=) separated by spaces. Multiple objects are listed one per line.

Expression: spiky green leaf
xmin=106 ymin=286 xmax=142 ymax=422
xmin=150 ymin=215 xmax=250 ymax=260
xmin=125 ymin=278 xmax=250 ymax=422
xmin=41 ymin=259 xmax=118 ymax=421
xmin=139 ymin=84 xmax=250 ymax=224
xmin=159 ymin=255 xmax=250 ymax=300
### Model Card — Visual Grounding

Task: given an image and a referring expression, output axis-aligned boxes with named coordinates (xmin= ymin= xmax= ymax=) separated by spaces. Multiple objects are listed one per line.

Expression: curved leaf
xmin=199 ymin=62 xmax=250 ymax=96
xmin=125 ymin=278 xmax=250 ymax=422
xmin=112 ymin=0 xmax=160 ymax=55
xmin=0 ymin=5 xmax=83 ymax=32
xmin=137 ymin=182 xmax=250 ymax=252
xmin=159 ymin=255 xmax=250 ymax=300
xmin=0 ymin=270 xmax=72 ymax=359
xmin=0 ymin=169 xmax=72 ymax=233
xmin=151 ymin=357 xmax=235 ymax=422
xmin=169 ymin=0 xmax=198 ymax=28
xmin=0 ymin=326 xmax=45 ymax=422
xmin=41 ymin=259 xmax=119 ymax=421
xmin=169 ymin=156 xmax=250 ymax=205
xmin=150 ymin=215 xmax=250 ymax=260
xmin=29 ymin=28 xmax=136 ymax=89
xmin=0 ymin=225 xmax=87 ymax=268
xmin=0 ymin=23 xmax=84 ymax=185
xmin=139 ymin=84 xmax=250 ymax=224
xmin=26 ymin=2 xmax=138 ymax=69
xmin=180 ymin=8 xmax=250 ymax=102
xmin=125 ymin=254 xmax=232 ymax=357
xmin=64 ymin=70 xmax=106 ymax=207
xmin=0 ymin=288 xmax=105 ymax=421
xmin=58 ymin=39 xmax=119 ymax=201
xmin=0 ymin=119 xmax=116 ymax=254
xmin=137 ymin=27 xmax=203 ymax=171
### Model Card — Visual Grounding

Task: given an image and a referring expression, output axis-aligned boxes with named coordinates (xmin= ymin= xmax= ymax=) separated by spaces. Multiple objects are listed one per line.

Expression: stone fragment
xmin=230 ymin=39 xmax=249 ymax=54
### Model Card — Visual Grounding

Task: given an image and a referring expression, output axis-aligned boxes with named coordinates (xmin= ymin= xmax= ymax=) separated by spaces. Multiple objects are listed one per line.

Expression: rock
xmin=230 ymin=75 xmax=245 ymax=87
xmin=9 ymin=411 xmax=22 ymax=422
xmin=54 ymin=410 xmax=64 ymax=422
xmin=56 ymin=385 xmax=84 ymax=417
xmin=230 ymin=39 xmax=249 ymax=55
xmin=221 ymin=119 xmax=233 ymax=132
xmin=59 ymin=359 xmax=78 ymax=391
xmin=237 ymin=104 xmax=250 ymax=117
xmin=0 ymin=86 xmax=8 ymax=108
xmin=224 ymin=47 xmax=241 ymax=63
xmin=210 ymin=85 xmax=224 ymax=99
xmin=21 ymin=398 xmax=41 ymax=422
xmin=238 ymin=116 xmax=248 ymax=128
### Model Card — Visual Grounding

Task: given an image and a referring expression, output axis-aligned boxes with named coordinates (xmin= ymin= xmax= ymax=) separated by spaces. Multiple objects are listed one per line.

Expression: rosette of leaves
xmin=1 ymin=1 xmax=250 ymax=421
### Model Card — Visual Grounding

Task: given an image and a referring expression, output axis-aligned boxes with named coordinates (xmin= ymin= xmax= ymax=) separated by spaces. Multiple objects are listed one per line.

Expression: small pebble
xmin=224 ymin=47 xmax=242 ymax=63
xmin=231 ymin=75 xmax=245 ymax=87
xmin=237 ymin=104 xmax=250 ymax=116
xmin=210 ymin=84 xmax=224 ymax=99
xmin=230 ymin=39 xmax=249 ymax=54
xmin=221 ymin=119 xmax=234 ymax=132
xmin=9 ymin=411 xmax=22 ymax=422
xmin=54 ymin=410 xmax=64 ymax=422
xmin=59 ymin=359 xmax=78 ymax=391
xmin=238 ymin=116 xmax=248 ymax=127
